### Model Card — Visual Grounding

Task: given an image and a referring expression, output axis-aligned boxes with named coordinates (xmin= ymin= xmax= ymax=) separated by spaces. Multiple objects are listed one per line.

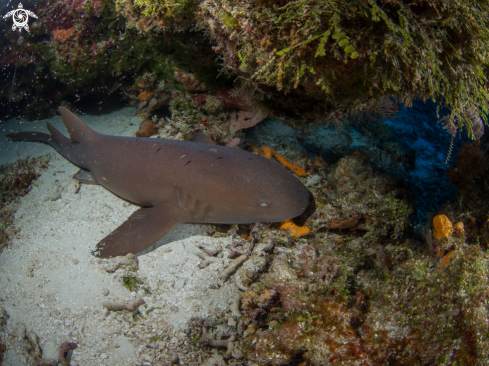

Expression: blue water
xmin=245 ymin=99 xmax=465 ymax=234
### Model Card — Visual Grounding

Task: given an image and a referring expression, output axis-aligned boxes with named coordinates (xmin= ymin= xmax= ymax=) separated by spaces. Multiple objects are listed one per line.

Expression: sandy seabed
xmin=0 ymin=107 xmax=239 ymax=365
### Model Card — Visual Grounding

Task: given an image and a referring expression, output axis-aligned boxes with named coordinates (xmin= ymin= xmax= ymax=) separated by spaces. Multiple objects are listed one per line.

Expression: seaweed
xmin=200 ymin=0 xmax=489 ymax=137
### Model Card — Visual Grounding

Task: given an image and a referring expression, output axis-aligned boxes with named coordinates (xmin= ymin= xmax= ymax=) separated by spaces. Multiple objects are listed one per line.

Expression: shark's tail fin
xmin=6 ymin=131 xmax=53 ymax=144
xmin=6 ymin=107 xmax=98 ymax=170
xmin=7 ymin=107 xmax=99 ymax=150
xmin=7 ymin=122 xmax=71 ymax=149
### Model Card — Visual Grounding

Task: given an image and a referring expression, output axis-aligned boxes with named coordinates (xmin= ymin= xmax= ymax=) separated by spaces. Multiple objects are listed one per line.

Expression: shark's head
xmin=204 ymin=153 xmax=310 ymax=224
xmin=241 ymin=170 xmax=310 ymax=223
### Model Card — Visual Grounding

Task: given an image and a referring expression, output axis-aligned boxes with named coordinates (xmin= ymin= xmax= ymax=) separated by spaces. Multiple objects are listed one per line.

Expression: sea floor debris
xmin=0 ymin=156 xmax=49 ymax=254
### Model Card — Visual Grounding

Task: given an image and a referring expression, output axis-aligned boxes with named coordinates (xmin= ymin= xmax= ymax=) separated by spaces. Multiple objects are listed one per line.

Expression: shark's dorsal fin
xmin=191 ymin=132 xmax=216 ymax=145
xmin=59 ymin=107 xmax=99 ymax=145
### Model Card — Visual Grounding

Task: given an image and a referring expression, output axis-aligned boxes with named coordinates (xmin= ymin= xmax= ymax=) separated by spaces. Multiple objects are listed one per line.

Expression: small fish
xmin=7 ymin=107 xmax=310 ymax=257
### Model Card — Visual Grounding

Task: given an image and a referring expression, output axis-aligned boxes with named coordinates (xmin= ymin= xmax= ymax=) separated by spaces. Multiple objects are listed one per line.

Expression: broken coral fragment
xmin=136 ymin=100 xmax=147 ymax=115
xmin=225 ymin=137 xmax=240 ymax=147
xmin=59 ymin=342 xmax=78 ymax=363
xmin=100 ymin=253 xmax=138 ymax=273
xmin=103 ymin=298 xmax=145 ymax=312
xmin=433 ymin=214 xmax=453 ymax=240
xmin=253 ymin=146 xmax=307 ymax=177
xmin=279 ymin=219 xmax=310 ymax=238
xmin=219 ymin=254 xmax=248 ymax=281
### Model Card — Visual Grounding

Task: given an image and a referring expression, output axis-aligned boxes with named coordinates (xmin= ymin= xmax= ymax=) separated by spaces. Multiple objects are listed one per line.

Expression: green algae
xmin=2 ymin=0 xmax=488 ymax=140
xmin=200 ymin=0 xmax=489 ymax=138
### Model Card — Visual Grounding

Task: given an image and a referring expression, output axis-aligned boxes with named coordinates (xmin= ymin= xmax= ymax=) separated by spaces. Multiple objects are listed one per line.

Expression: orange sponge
xmin=274 ymin=152 xmax=308 ymax=177
xmin=433 ymin=215 xmax=453 ymax=240
xmin=138 ymin=91 xmax=153 ymax=101
xmin=279 ymin=220 xmax=310 ymax=239
xmin=254 ymin=145 xmax=273 ymax=159
xmin=453 ymin=221 xmax=464 ymax=237
xmin=440 ymin=249 xmax=455 ymax=271
xmin=253 ymin=146 xmax=307 ymax=177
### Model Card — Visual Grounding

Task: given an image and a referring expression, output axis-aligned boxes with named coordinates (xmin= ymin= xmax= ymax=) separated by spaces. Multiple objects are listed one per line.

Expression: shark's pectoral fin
xmin=93 ymin=204 xmax=185 ymax=258
xmin=73 ymin=169 xmax=99 ymax=185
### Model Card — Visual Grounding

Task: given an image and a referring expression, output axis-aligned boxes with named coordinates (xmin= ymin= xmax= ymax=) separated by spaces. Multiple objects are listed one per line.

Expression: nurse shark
xmin=7 ymin=107 xmax=309 ymax=257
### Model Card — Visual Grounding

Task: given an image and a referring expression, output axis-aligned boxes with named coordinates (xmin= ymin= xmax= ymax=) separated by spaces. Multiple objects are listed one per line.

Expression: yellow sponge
xmin=433 ymin=215 xmax=453 ymax=240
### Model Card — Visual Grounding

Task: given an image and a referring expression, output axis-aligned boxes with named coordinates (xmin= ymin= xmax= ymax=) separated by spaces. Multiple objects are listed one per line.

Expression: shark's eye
xmin=260 ymin=203 xmax=268 ymax=208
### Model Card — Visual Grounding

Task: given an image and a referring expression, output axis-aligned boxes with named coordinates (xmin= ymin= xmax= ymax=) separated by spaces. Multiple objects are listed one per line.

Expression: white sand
xmin=0 ymin=107 xmax=239 ymax=365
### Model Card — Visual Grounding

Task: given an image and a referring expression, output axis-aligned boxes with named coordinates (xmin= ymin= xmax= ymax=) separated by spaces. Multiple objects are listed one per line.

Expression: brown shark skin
xmin=7 ymin=107 xmax=310 ymax=257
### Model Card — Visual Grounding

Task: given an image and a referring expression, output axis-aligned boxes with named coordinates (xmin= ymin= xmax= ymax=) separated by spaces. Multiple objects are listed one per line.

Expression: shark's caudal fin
xmin=7 ymin=108 xmax=100 ymax=169
xmin=7 ymin=107 xmax=99 ymax=149
xmin=7 ymin=122 xmax=72 ymax=153
xmin=93 ymin=203 xmax=186 ymax=258
xmin=7 ymin=123 xmax=70 ymax=150
xmin=6 ymin=131 xmax=53 ymax=144
xmin=6 ymin=124 xmax=72 ymax=160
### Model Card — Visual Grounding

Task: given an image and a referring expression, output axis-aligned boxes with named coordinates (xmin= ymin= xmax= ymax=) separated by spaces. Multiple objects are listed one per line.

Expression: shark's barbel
xmin=7 ymin=107 xmax=310 ymax=257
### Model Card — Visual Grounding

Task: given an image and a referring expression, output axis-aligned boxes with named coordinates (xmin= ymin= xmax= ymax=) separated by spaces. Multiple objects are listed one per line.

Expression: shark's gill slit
xmin=175 ymin=186 xmax=181 ymax=206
